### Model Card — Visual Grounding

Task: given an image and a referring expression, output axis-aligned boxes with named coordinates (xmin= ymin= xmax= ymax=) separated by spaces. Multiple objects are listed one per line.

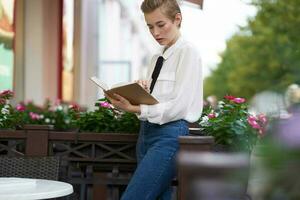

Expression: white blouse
xmin=138 ymin=36 xmax=203 ymax=125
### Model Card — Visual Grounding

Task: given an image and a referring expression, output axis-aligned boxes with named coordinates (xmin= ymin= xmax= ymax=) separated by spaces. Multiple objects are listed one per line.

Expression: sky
xmin=180 ymin=0 xmax=257 ymax=78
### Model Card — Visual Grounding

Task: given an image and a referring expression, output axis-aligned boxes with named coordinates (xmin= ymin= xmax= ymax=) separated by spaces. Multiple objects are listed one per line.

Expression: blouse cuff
xmin=136 ymin=104 xmax=148 ymax=120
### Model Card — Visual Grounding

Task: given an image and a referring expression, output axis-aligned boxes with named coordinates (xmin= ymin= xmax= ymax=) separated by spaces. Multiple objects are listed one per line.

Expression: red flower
xmin=224 ymin=95 xmax=235 ymax=100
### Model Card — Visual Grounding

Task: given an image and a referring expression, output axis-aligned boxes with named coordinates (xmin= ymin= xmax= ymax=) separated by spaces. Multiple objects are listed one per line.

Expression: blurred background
xmin=0 ymin=0 xmax=299 ymax=113
xmin=1 ymin=1 xmax=300 ymax=199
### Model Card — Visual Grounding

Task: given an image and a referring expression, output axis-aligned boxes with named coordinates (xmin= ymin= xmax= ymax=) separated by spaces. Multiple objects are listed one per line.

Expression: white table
xmin=0 ymin=177 xmax=73 ymax=200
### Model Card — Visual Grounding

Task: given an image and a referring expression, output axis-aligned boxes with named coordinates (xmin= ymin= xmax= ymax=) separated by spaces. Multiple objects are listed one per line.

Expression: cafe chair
xmin=0 ymin=156 xmax=60 ymax=181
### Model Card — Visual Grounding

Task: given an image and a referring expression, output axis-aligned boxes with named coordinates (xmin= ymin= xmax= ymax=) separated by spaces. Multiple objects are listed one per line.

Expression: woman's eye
xmin=158 ymin=24 xmax=165 ymax=28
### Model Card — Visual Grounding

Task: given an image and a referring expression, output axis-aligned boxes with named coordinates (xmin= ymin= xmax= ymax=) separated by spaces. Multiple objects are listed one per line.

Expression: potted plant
xmin=199 ymin=95 xmax=268 ymax=152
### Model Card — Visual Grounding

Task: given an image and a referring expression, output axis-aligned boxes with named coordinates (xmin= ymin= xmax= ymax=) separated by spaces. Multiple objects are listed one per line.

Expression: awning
xmin=0 ymin=0 xmax=14 ymax=50
xmin=184 ymin=0 xmax=204 ymax=9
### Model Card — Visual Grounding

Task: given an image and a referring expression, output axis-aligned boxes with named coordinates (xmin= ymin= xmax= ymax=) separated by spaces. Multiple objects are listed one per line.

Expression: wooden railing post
xmin=178 ymin=136 xmax=214 ymax=200
xmin=177 ymin=152 xmax=250 ymax=200
xmin=24 ymin=125 xmax=54 ymax=156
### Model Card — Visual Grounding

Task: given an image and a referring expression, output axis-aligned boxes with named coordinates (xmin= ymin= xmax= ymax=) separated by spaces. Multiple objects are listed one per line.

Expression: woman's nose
xmin=153 ymin=27 xmax=160 ymax=37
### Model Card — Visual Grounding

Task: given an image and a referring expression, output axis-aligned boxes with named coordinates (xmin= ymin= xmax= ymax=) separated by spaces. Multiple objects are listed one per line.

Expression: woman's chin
xmin=158 ymin=41 xmax=167 ymax=46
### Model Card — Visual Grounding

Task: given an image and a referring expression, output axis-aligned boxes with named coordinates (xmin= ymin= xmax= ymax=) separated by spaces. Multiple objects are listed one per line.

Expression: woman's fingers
xmin=136 ymin=80 xmax=149 ymax=90
xmin=113 ymin=94 xmax=127 ymax=103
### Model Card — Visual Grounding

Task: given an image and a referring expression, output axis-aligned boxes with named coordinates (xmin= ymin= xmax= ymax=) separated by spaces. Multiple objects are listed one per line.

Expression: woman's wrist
xmin=129 ymin=105 xmax=141 ymax=114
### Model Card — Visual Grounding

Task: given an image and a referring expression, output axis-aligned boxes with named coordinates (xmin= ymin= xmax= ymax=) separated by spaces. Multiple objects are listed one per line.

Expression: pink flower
xmin=258 ymin=114 xmax=268 ymax=125
xmin=258 ymin=128 xmax=266 ymax=137
xmin=232 ymin=97 xmax=246 ymax=104
xmin=69 ymin=103 xmax=80 ymax=112
xmin=25 ymin=100 xmax=33 ymax=104
xmin=16 ymin=104 xmax=26 ymax=112
xmin=208 ymin=113 xmax=216 ymax=119
xmin=54 ymin=99 xmax=61 ymax=106
xmin=0 ymin=98 xmax=6 ymax=105
xmin=224 ymin=95 xmax=236 ymax=100
xmin=248 ymin=115 xmax=257 ymax=121
xmin=0 ymin=90 xmax=14 ymax=99
xmin=29 ymin=112 xmax=40 ymax=120
xmin=100 ymin=102 xmax=111 ymax=108
xmin=247 ymin=116 xmax=261 ymax=129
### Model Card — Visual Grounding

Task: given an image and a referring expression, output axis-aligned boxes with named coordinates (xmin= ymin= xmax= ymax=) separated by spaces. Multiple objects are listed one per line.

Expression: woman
xmin=106 ymin=0 xmax=203 ymax=199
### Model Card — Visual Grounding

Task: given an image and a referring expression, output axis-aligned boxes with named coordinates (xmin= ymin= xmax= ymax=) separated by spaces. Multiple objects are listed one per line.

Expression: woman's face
xmin=144 ymin=8 xmax=181 ymax=47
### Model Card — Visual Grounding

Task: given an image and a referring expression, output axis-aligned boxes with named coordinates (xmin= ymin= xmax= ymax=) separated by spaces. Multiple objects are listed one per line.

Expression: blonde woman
xmin=106 ymin=0 xmax=203 ymax=199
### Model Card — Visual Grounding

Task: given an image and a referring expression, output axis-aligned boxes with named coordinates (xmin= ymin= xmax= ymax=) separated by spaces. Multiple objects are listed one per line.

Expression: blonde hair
xmin=141 ymin=0 xmax=182 ymax=27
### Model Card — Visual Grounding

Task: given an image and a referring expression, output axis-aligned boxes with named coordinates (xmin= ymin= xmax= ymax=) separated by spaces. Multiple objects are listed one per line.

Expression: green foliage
xmin=205 ymin=0 xmax=300 ymax=99
xmin=77 ymin=99 xmax=139 ymax=133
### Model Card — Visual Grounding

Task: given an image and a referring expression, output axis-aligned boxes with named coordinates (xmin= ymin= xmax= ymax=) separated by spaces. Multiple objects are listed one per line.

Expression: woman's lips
xmin=156 ymin=38 xmax=164 ymax=42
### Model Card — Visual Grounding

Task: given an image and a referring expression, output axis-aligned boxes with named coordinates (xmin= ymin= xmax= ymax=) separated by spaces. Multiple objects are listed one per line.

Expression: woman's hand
xmin=105 ymin=93 xmax=141 ymax=114
xmin=135 ymin=80 xmax=150 ymax=93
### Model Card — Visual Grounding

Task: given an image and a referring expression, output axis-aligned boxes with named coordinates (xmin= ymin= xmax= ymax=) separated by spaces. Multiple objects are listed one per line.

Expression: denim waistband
xmin=142 ymin=119 xmax=188 ymax=127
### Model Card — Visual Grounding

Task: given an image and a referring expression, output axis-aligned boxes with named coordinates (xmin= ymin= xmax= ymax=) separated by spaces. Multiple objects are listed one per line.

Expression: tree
xmin=204 ymin=0 xmax=300 ymax=99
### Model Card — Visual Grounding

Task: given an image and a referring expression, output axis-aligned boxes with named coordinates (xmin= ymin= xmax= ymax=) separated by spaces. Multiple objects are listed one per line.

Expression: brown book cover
xmin=90 ymin=76 xmax=159 ymax=105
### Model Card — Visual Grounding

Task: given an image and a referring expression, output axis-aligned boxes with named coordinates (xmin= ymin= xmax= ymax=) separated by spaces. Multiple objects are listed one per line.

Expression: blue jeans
xmin=121 ymin=120 xmax=189 ymax=200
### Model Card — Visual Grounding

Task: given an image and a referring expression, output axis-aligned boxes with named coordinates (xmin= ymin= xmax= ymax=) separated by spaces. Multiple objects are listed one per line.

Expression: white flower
xmin=40 ymin=114 xmax=44 ymax=119
xmin=45 ymin=118 xmax=51 ymax=123
xmin=1 ymin=108 xmax=9 ymax=115
xmin=286 ymin=84 xmax=300 ymax=104
xmin=65 ymin=119 xmax=70 ymax=124
xmin=199 ymin=116 xmax=209 ymax=126
xmin=218 ymin=101 xmax=225 ymax=108
xmin=56 ymin=106 xmax=63 ymax=111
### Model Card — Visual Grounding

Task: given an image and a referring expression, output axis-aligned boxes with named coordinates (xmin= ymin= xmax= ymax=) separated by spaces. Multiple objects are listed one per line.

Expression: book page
xmin=90 ymin=76 xmax=109 ymax=91
xmin=111 ymin=82 xmax=132 ymax=88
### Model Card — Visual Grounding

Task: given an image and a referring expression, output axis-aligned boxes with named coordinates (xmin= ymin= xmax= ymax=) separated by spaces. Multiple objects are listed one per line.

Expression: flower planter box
xmin=0 ymin=125 xmax=215 ymax=200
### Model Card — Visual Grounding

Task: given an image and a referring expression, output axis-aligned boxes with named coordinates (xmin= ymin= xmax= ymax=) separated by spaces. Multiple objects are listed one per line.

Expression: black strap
xmin=150 ymin=56 xmax=164 ymax=94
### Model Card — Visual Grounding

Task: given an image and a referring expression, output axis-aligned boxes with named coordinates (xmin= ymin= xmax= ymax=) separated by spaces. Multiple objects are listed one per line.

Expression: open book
xmin=90 ymin=76 xmax=159 ymax=105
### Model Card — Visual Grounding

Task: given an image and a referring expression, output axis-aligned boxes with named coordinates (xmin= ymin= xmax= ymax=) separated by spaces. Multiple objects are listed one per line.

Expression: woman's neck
xmin=164 ymin=33 xmax=181 ymax=53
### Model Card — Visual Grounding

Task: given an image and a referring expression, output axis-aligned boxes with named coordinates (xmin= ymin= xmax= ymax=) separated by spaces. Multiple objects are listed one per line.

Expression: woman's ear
xmin=174 ymin=13 xmax=182 ymax=27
